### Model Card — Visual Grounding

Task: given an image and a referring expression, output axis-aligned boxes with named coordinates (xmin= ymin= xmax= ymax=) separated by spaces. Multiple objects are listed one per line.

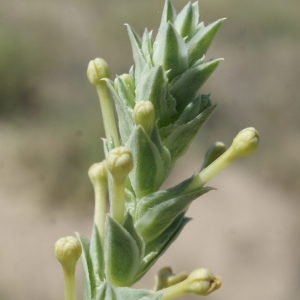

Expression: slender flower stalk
xmin=54 ymin=236 xmax=82 ymax=300
xmin=161 ymin=268 xmax=222 ymax=300
xmin=88 ymin=161 xmax=108 ymax=245
xmin=154 ymin=267 xmax=188 ymax=291
xmin=106 ymin=146 xmax=133 ymax=224
xmin=87 ymin=58 xmax=120 ymax=148
xmin=185 ymin=127 xmax=259 ymax=193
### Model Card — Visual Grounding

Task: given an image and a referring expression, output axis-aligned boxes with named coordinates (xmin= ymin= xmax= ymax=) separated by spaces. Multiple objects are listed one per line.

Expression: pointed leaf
xmin=187 ymin=18 xmax=225 ymax=66
xmin=136 ymin=175 xmax=194 ymax=219
xmin=124 ymin=188 xmax=136 ymax=217
xmin=142 ymin=29 xmax=154 ymax=65
xmin=170 ymin=59 xmax=221 ymax=113
xmin=105 ymin=216 xmax=139 ymax=286
xmin=106 ymin=80 xmax=134 ymax=144
xmin=135 ymin=65 xmax=172 ymax=127
xmin=115 ymin=76 xmax=135 ymax=108
xmin=162 ymin=104 xmax=217 ymax=161
xmin=159 ymin=93 xmax=212 ymax=139
xmin=95 ymin=281 xmax=123 ymax=300
xmin=90 ymin=225 xmax=105 ymax=285
xmin=135 ymin=186 xmax=213 ymax=242
xmin=123 ymin=213 xmax=145 ymax=265
xmin=153 ymin=22 xmax=188 ymax=80
xmin=76 ymin=232 xmax=96 ymax=300
xmin=118 ymin=287 xmax=163 ymax=300
xmin=126 ymin=24 xmax=146 ymax=82
xmin=159 ymin=0 xmax=177 ymax=30
xmin=174 ymin=2 xmax=198 ymax=40
xmin=133 ymin=216 xmax=191 ymax=283
xmin=126 ymin=125 xmax=172 ymax=199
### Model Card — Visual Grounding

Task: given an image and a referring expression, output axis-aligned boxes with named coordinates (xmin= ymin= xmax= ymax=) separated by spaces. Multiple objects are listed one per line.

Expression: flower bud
xmin=162 ymin=268 xmax=221 ymax=299
xmin=133 ymin=101 xmax=155 ymax=133
xmin=54 ymin=236 xmax=82 ymax=274
xmin=230 ymin=127 xmax=259 ymax=157
xmin=88 ymin=161 xmax=108 ymax=185
xmin=120 ymin=74 xmax=135 ymax=92
xmin=107 ymin=147 xmax=133 ymax=182
xmin=186 ymin=268 xmax=221 ymax=296
xmin=87 ymin=58 xmax=110 ymax=86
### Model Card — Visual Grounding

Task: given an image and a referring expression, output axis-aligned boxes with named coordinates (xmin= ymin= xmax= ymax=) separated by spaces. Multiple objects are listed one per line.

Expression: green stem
xmin=96 ymin=81 xmax=120 ymax=147
xmin=162 ymin=280 xmax=187 ymax=300
xmin=93 ymin=181 xmax=108 ymax=245
xmin=111 ymin=179 xmax=125 ymax=225
xmin=63 ymin=268 xmax=77 ymax=300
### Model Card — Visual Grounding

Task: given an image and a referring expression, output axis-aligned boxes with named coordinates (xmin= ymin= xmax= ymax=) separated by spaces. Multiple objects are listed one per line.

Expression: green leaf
xmin=95 ymin=281 xmax=123 ymax=300
xmin=126 ymin=24 xmax=146 ymax=82
xmin=126 ymin=125 xmax=172 ymax=199
xmin=135 ymin=175 xmax=194 ymax=219
xmin=153 ymin=22 xmax=188 ymax=81
xmin=76 ymin=232 xmax=96 ymax=300
xmin=90 ymin=225 xmax=105 ymax=286
xmin=115 ymin=76 xmax=135 ymax=108
xmin=135 ymin=65 xmax=172 ymax=127
xmin=118 ymin=287 xmax=163 ymax=300
xmin=162 ymin=104 xmax=217 ymax=161
xmin=170 ymin=59 xmax=221 ymax=113
xmin=159 ymin=94 xmax=212 ymax=139
xmin=105 ymin=80 xmax=134 ymax=145
xmin=174 ymin=2 xmax=199 ymax=40
xmin=124 ymin=188 xmax=136 ymax=217
xmin=135 ymin=186 xmax=213 ymax=242
xmin=133 ymin=215 xmax=191 ymax=283
xmin=187 ymin=18 xmax=225 ymax=66
xmin=104 ymin=216 xmax=139 ymax=287
xmin=142 ymin=29 xmax=154 ymax=66
xmin=123 ymin=213 xmax=145 ymax=265
xmin=159 ymin=0 xmax=177 ymax=29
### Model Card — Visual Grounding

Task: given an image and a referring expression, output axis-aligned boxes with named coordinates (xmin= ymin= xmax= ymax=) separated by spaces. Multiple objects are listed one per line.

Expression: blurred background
xmin=0 ymin=0 xmax=299 ymax=299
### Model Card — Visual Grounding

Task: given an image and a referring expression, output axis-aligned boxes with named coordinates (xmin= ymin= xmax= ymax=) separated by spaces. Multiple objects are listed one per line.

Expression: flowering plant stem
xmin=54 ymin=1 xmax=259 ymax=299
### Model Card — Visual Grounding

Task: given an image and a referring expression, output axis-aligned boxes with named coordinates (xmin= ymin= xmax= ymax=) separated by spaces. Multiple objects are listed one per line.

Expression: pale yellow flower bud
xmin=106 ymin=147 xmax=133 ymax=183
xmin=186 ymin=268 xmax=222 ymax=296
xmin=230 ymin=127 xmax=259 ymax=157
xmin=54 ymin=236 xmax=81 ymax=300
xmin=106 ymin=147 xmax=133 ymax=224
xmin=120 ymin=73 xmax=135 ymax=92
xmin=133 ymin=101 xmax=155 ymax=133
xmin=185 ymin=127 xmax=259 ymax=193
xmin=162 ymin=268 xmax=221 ymax=299
xmin=54 ymin=236 xmax=82 ymax=274
xmin=88 ymin=161 xmax=108 ymax=185
xmin=87 ymin=58 xmax=110 ymax=86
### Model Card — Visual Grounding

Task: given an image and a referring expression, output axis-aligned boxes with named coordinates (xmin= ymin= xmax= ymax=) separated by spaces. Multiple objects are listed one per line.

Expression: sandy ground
xmin=1 ymin=125 xmax=300 ymax=300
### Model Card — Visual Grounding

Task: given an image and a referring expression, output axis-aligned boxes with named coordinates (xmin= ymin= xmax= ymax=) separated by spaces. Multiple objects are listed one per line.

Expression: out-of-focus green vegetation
xmin=1 ymin=0 xmax=299 ymax=208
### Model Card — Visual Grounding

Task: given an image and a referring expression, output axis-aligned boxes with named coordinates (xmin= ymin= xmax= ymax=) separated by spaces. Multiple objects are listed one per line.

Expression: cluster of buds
xmin=54 ymin=1 xmax=259 ymax=300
